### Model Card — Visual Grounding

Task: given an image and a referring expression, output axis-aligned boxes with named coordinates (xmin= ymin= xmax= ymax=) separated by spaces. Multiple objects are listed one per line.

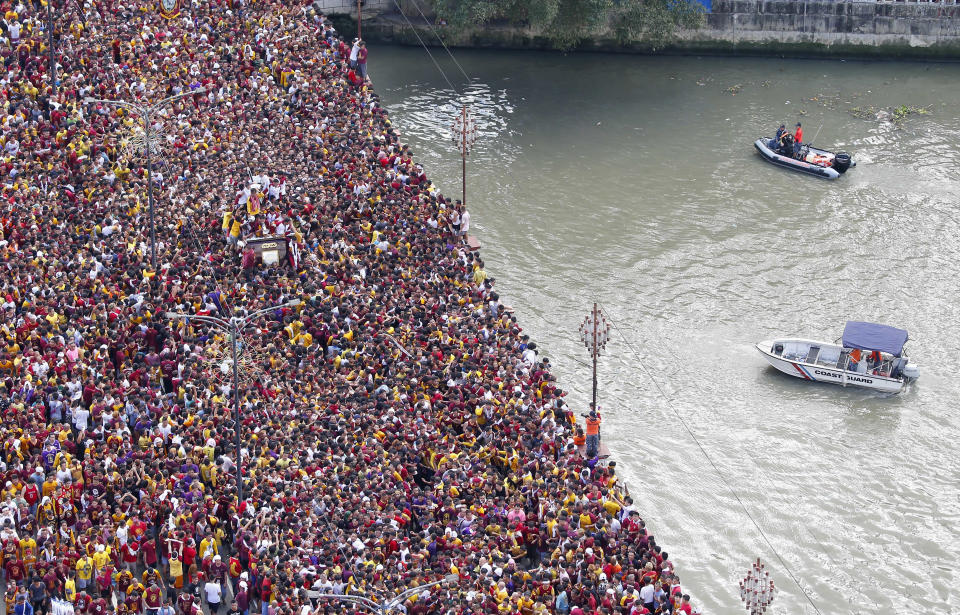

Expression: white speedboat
xmin=756 ymin=321 xmax=919 ymax=393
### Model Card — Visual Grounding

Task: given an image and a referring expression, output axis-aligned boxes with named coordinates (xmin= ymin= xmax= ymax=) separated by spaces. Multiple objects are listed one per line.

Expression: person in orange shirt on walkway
xmin=583 ymin=404 xmax=602 ymax=459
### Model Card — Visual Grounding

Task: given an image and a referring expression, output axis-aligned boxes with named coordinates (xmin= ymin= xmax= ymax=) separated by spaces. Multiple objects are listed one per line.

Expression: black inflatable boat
xmin=754 ymin=137 xmax=854 ymax=180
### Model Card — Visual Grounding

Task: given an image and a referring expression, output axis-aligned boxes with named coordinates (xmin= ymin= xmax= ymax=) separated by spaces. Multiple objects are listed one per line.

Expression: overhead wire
xmin=597 ymin=303 xmax=825 ymax=615
xmin=388 ymin=0 xmax=460 ymax=96
xmin=405 ymin=0 xmax=472 ymax=84
xmin=593 ymin=303 xmax=881 ymax=609
xmin=369 ymin=4 xmax=827 ymax=608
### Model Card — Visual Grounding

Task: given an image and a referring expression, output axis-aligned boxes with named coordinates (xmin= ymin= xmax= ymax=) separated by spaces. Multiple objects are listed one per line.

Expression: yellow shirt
xmin=76 ymin=557 xmax=94 ymax=581
xmin=41 ymin=479 xmax=58 ymax=498
xmin=92 ymin=549 xmax=110 ymax=571
xmin=198 ymin=538 xmax=218 ymax=559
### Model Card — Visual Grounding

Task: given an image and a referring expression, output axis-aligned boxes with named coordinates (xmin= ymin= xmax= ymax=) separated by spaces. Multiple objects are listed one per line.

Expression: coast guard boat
xmin=756 ymin=321 xmax=919 ymax=393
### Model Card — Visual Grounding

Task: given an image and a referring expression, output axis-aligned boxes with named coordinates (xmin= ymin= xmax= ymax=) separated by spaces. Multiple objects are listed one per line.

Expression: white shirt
xmin=204 ymin=581 xmax=223 ymax=604
xmin=460 ymin=210 xmax=470 ymax=233
xmin=639 ymin=584 xmax=655 ymax=603
xmin=72 ymin=408 xmax=90 ymax=431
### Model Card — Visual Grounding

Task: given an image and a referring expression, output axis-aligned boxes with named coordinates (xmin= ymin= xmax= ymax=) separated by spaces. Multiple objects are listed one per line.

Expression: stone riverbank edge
xmin=340 ymin=1 xmax=960 ymax=61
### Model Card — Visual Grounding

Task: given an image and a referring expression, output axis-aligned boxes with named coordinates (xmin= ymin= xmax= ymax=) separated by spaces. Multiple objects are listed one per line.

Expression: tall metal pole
xmin=231 ymin=320 xmax=242 ymax=504
xmin=592 ymin=302 xmax=598 ymax=410
xmin=85 ymin=89 xmax=205 ymax=272
xmin=144 ymin=108 xmax=156 ymax=270
xmin=451 ymin=104 xmax=476 ymax=209
xmin=46 ymin=0 xmax=56 ymax=95
xmin=357 ymin=0 xmax=362 ymax=39
xmin=579 ymin=304 xmax=610 ymax=414
xmin=166 ymin=300 xmax=297 ymax=509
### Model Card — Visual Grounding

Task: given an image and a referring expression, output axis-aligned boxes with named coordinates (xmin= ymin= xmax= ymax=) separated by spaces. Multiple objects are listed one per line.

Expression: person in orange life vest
xmin=572 ymin=425 xmax=586 ymax=448
xmin=582 ymin=404 xmax=602 ymax=459
xmin=848 ymin=348 xmax=862 ymax=371
xmin=793 ymin=122 xmax=803 ymax=157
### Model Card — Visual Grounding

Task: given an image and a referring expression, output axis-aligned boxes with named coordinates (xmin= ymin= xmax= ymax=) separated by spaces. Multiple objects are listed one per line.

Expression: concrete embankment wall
xmin=691 ymin=0 xmax=960 ymax=58
xmin=355 ymin=1 xmax=960 ymax=59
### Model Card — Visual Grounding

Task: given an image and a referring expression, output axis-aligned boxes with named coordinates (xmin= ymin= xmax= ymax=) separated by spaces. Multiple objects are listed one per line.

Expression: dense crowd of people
xmin=0 ymin=0 xmax=699 ymax=614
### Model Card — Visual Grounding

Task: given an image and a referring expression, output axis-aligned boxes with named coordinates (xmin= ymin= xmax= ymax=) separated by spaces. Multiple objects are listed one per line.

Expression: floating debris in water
xmin=848 ymin=104 xmax=932 ymax=127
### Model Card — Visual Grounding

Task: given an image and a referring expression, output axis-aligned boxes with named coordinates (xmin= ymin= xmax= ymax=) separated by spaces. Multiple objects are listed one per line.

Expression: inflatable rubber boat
xmin=754 ymin=137 xmax=854 ymax=180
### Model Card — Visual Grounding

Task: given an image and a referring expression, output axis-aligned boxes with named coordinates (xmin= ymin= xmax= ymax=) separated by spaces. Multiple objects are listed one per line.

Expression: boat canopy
xmin=842 ymin=321 xmax=909 ymax=356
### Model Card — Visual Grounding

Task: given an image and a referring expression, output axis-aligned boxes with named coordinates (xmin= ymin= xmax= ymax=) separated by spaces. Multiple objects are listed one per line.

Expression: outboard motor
xmin=902 ymin=362 xmax=920 ymax=381
xmin=834 ymin=152 xmax=852 ymax=174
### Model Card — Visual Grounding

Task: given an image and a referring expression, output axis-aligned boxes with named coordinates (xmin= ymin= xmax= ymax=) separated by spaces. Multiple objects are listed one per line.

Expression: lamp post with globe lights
xmin=579 ymin=303 xmax=611 ymax=412
xmin=84 ymin=88 xmax=207 ymax=270
xmin=451 ymin=103 xmax=477 ymax=207
xmin=165 ymin=299 xmax=301 ymax=504
xmin=740 ymin=559 xmax=777 ymax=615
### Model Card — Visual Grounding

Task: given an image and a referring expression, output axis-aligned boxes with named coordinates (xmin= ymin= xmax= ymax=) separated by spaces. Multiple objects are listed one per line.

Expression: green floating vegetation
xmin=849 ymin=104 xmax=932 ymax=126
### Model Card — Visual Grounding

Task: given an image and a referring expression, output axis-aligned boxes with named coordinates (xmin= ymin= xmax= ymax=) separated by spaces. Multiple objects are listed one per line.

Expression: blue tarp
xmin=842 ymin=321 xmax=909 ymax=356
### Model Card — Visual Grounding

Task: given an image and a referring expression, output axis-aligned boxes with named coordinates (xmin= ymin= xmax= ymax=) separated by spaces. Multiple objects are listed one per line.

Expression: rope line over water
xmin=405 ymin=0 xmax=473 ymax=85
xmin=599 ymin=304 xmax=825 ymax=615
xmin=388 ymin=0 xmax=460 ymax=95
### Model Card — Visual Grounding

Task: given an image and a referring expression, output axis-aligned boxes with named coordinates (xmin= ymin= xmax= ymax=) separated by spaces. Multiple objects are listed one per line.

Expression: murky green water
xmin=371 ymin=48 xmax=960 ymax=615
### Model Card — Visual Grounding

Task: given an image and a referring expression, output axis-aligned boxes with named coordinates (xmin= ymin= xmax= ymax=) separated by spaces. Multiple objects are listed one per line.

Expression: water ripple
xmin=373 ymin=49 xmax=960 ymax=615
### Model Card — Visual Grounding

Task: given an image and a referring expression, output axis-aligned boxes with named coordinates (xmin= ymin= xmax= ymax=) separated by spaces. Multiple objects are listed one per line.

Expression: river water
xmin=370 ymin=49 xmax=960 ymax=615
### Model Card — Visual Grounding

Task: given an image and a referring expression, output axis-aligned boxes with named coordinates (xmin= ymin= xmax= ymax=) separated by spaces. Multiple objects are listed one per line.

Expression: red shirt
xmin=181 ymin=545 xmax=196 ymax=567
xmin=5 ymin=560 xmax=25 ymax=581
xmin=90 ymin=598 xmax=107 ymax=615
xmin=794 ymin=126 xmax=803 ymax=143
xmin=144 ymin=587 xmax=162 ymax=609
xmin=141 ymin=540 xmax=157 ymax=566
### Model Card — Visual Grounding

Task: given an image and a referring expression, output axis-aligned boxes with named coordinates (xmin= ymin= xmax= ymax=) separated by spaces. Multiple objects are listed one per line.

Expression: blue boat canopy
xmin=842 ymin=321 xmax=909 ymax=356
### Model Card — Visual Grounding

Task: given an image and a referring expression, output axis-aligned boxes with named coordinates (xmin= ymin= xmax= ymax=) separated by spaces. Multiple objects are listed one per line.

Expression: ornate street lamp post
xmin=450 ymin=103 xmax=477 ymax=207
xmin=579 ymin=302 xmax=611 ymax=411
xmin=165 ymin=299 xmax=300 ymax=504
xmin=85 ymin=88 xmax=206 ymax=270
xmin=740 ymin=558 xmax=777 ymax=615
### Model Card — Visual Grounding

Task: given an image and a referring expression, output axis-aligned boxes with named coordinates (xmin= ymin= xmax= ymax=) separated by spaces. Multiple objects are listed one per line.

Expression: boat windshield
xmin=775 ymin=342 xmax=897 ymax=377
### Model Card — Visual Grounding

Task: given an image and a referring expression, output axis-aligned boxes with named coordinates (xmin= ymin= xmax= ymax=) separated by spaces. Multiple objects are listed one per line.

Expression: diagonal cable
xmin=388 ymin=0 xmax=460 ymax=95
xmin=599 ymin=303 xmax=825 ymax=615
xmin=406 ymin=0 xmax=472 ymax=84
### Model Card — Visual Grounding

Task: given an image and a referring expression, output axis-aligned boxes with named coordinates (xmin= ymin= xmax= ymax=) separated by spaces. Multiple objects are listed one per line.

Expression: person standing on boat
xmin=583 ymin=405 xmax=602 ymax=459
xmin=773 ymin=124 xmax=786 ymax=148
xmin=793 ymin=122 xmax=804 ymax=157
